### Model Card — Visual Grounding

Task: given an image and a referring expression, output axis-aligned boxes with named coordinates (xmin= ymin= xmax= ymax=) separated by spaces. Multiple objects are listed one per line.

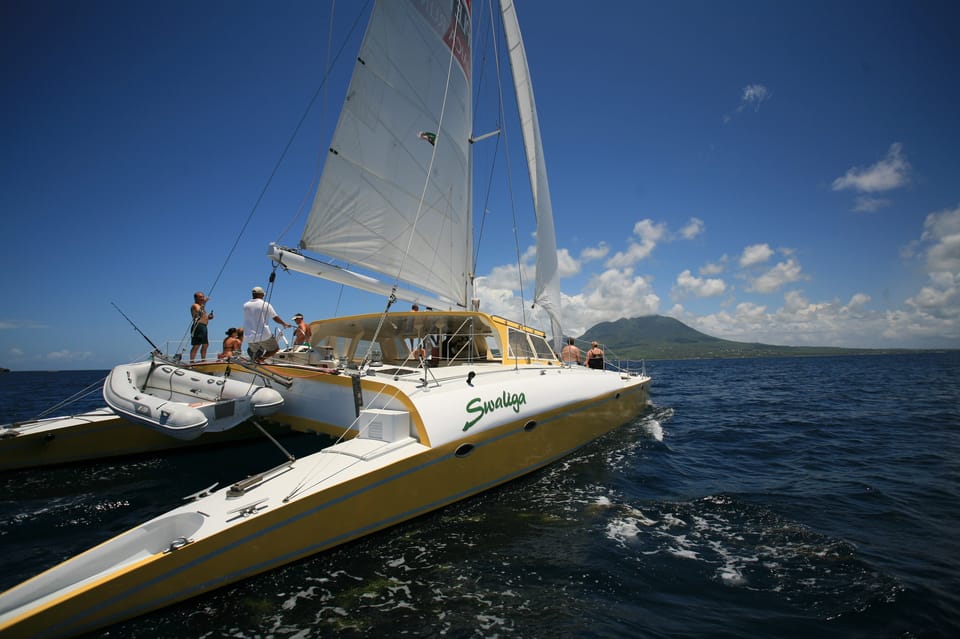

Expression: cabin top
xmin=306 ymin=311 xmax=558 ymax=368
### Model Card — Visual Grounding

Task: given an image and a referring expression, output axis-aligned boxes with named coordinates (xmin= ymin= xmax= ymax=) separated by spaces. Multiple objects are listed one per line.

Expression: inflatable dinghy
xmin=103 ymin=360 xmax=284 ymax=440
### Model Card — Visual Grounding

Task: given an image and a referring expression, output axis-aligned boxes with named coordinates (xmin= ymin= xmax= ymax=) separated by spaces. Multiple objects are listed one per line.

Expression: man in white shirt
xmin=243 ymin=286 xmax=291 ymax=361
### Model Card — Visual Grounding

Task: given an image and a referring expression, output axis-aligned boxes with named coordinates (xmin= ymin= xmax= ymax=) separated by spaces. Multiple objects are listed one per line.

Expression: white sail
xmin=499 ymin=0 xmax=563 ymax=345
xmin=300 ymin=1 xmax=474 ymax=308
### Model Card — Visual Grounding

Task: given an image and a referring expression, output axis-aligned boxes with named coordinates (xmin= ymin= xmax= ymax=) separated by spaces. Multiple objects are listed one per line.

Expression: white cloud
xmin=921 ymin=206 xmax=960 ymax=274
xmin=43 ymin=350 xmax=94 ymax=362
xmin=723 ymin=84 xmax=772 ymax=123
xmin=557 ymin=248 xmax=580 ymax=278
xmin=741 ymin=84 xmax=771 ymax=110
xmin=673 ymin=269 xmax=726 ymax=298
xmin=700 ymin=256 xmax=727 ymax=275
xmin=0 ymin=319 xmax=46 ymax=329
xmin=832 ymin=143 xmax=911 ymax=193
xmin=679 ymin=217 xmax=705 ymax=240
xmin=580 ymin=243 xmax=610 ymax=263
xmin=739 ymin=243 xmax=774 ymax=268
xmin=476 ymin=260 xmax=660 ymax=339
xmin=482 ymin=263 xmax=524 ymax=291
xmin=476 ymin=207 xmax=960 ymax=351
xmin=747 ymin=257 xmax=806 ymax=293
xmin=900 ymin=206 xmax=960 ymax=320
xmin=853 ymin=195 xmax=891 ymax=212
xmin=604 ymin=219 xmax=666 ymax=268
xmin=562 ymin=268 xmax=660 ymax=335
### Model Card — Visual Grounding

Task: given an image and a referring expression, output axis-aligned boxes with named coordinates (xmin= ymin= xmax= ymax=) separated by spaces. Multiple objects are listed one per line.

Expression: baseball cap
xmin=291 ymin=313 xmax=303 ymax=320
xmin=252 ymin=286 xmax=265 ymax=295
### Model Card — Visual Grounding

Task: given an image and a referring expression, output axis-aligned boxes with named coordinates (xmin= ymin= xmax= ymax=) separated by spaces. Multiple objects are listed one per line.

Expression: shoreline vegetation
xmin=580 ymin=315 xmax=956 ymax=361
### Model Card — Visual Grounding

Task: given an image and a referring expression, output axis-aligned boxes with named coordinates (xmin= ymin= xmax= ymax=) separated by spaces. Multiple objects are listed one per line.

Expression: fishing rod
xmin=111 ymin=302 xmax=163 ymax=356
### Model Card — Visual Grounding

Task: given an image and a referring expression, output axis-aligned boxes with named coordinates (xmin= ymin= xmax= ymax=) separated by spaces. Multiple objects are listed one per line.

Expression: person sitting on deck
xmin=561 ymin=337 xmax=582 ymax=366
xmin=585 ymin=341 xmax=604 ymax=370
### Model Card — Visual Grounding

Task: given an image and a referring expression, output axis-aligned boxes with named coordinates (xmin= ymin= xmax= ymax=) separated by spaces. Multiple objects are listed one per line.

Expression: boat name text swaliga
xmin=463 ymin=391 xmax=527 ymax=430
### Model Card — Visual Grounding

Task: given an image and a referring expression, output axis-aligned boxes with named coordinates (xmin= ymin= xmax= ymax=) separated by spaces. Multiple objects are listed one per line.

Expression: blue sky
xmin=2 ymin=0 xmax=959 ymax=371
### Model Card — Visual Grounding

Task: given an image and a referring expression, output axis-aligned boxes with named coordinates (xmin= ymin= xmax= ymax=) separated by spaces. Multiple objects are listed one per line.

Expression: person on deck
xmin=189 ymin=291 xmax=214 ymax=363
xmin=243 ymin=286 xmax=290 ymax=362
xmin=585 ymin=341 xmax=605 ymax=370
xmin=561 ymin=337 xmax=582 ymax=365
xmin=219 ymin=327 xmax=242 ymax=360
xmin=292 ymin=313 xmax=312 ymax=346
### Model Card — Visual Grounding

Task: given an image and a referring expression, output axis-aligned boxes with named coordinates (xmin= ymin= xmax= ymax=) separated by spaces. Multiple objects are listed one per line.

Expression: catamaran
xmin=0 ymin=1 xmax=651 ymax=636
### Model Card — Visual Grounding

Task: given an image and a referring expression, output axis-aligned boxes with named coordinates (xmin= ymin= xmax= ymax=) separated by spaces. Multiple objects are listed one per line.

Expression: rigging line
xmin=172 ymin=3 xmax=371 ymax=359
xmin=472 ymin=0 xmax=503 ymax=274
xmin=473 ymin=120 xmax=502 ymax=270
xmin=285 ymin=374 xmax=425 ymax=503
xmin=391 ymin=0 xmax=465 ymax=293
xmin=361 ymin=0 xmax=466 ymax=368
xmin=21 ymin=378 xmax=106 ymax=423
xmin=274 ymin=0 xmax=347 ymax=245
xmin=205 ymin=0 xmax=373 ymax=299
xmin=488 ymin=0 xmax=530 ymax=344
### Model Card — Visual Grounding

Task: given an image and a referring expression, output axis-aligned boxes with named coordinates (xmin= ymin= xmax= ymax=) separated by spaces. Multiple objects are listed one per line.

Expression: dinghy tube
xmin=103 ymin=361 xmax=284 ymax=440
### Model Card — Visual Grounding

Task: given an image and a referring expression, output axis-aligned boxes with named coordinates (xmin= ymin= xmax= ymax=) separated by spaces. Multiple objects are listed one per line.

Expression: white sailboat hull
xmin=0 ymin=406 xmax=301 ymax=472
xmin=0 ymin=358 xmax=649 ymax=638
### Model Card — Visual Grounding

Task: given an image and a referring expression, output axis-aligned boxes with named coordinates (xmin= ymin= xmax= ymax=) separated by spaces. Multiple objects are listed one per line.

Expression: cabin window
xmin=529 ymin=334 xmax=555 ymax=360
xmin=354 ymin=339 xmax=384 ymax=363
xmin=484 ymin=335 xmax=502 ymax=359
xmin=507 ymin=329 xmax=536 ymax=359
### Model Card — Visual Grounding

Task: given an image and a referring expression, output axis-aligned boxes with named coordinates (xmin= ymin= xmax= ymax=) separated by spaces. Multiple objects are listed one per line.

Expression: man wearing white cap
xmin=243 ymin=286 xmax=290 ymax=361
xmin=291 ymin=313 xmax=312 ymax=346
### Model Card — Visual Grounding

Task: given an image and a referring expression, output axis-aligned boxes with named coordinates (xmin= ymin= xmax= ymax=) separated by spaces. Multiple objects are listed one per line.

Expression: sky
xmin=2 ymin=0 xmax=959 ymax=371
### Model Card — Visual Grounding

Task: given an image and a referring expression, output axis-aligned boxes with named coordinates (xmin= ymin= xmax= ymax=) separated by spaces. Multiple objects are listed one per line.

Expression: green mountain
xmin=577 ymin=315 xmax=913 ymax=360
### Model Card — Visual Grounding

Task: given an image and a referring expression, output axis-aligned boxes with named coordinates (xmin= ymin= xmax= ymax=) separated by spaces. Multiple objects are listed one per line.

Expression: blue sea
xmin=1 ymin=353 xmax=958 ymax=638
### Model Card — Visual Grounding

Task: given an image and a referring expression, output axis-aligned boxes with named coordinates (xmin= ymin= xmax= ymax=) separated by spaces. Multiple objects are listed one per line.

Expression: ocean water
xmin=0 ymin=353 xmax=958 ymax=638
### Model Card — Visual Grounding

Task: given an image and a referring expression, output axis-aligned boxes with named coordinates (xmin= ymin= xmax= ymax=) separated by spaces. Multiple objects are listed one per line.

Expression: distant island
xmin=578 ymin=315 xmax=944 ymax=360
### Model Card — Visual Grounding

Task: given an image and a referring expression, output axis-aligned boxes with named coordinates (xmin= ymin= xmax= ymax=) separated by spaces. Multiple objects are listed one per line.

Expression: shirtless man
xmin=560 ymin=337 xmax=582 ymax=365
xmin=190 ymin=291 xmax=214 ymax=363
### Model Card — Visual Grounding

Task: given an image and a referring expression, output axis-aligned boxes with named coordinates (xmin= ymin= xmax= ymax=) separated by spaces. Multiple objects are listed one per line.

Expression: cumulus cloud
xmin=580 ymin=243 xmax=610 ymax=263
xmin=700 ymin=257 xmax=727 ymax=276
xmin=747 ymin=257 xmax=806 ymax=293
xmin=605 ymin=219 xmax=666 ymax=268
xmin=673 ymin=269 xmax=727 ymax=298
xmin=739 ymin=243 xmax=774 ymax=268
xmin=562 ymin=268 xmax=661 ymax=335
xmin=903 ymin=205 xmax=960 ymax=319
xmin=603 ymin=217 xmax=705 ymax=269
xmin=679 ymin=217 xmax=705 ymax=240
xmin=921 ymin=206 xmax=960 ymax=274
xmin=556 ymin=248 xmax=580 ymax=278
xmin=832 ymin=143 xmax=911 ymax=194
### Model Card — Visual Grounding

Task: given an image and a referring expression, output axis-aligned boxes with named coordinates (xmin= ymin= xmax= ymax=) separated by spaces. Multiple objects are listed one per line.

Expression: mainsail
xmin=299 ymin=1 xmax=474 ymax=308
xmin=291 ymin=0 xmax=562 ymax=338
